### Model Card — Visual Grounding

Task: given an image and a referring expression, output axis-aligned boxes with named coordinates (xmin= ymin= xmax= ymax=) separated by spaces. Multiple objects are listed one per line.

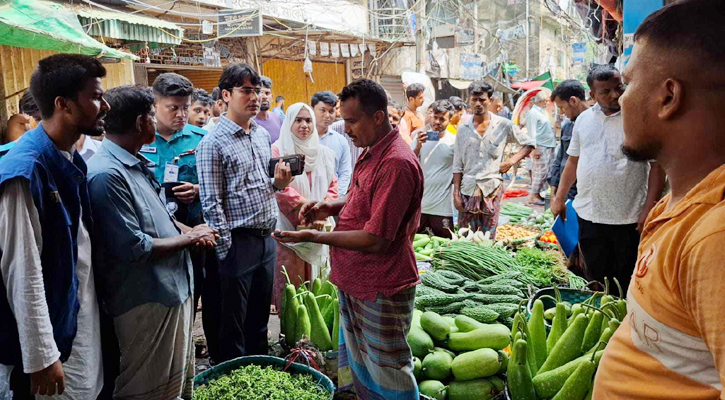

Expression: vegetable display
xmin=194 ymin=364 xmax=329 ymax=400
xmin=281 ymin=268 xmax=338 ymax=351
xmin=407 ymin=308 xmax=511 ymax=400
xmin=507 ymin=282 xmax=628 ymax=400
xmin=495 ymin=224 xmax=542 ymax=243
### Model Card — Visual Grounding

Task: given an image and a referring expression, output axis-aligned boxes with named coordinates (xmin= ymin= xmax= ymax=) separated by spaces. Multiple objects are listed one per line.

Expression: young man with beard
xmin=0 ymin=54 xmax=108 ymax=399
xmin=549 ymin=80 xmax=589 ymax=201
xmin=254 ymin=76 xmax=283 ymax=144
xmin=274 ymin=79 xmax=423 ymax=399
xmin=551 ymin=65 xmax=666 ymax=290
xmin=197 ymin=64 xmax=293 ymax=362
xmin=87 ymin=85 xmax=217 ymax=400
xmin=312 ymin=91 xmax=352 ymax=196
xmin=412 ymin=100 xmax=456 ymax=238
xmin=453 ymin=81 xmax=535 ymax=238
xmin=594 ymin=1 xmax=725 ymax=398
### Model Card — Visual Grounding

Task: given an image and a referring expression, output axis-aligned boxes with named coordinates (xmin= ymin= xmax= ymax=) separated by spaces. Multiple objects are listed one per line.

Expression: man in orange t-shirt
xmin=594 ymin=1 xmax=725 ymax=398
xmin=399 ymin=83 xmax=425 ymax=145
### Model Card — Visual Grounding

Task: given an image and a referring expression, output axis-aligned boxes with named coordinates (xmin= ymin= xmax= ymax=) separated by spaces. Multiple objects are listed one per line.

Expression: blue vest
xmin=0 ymin=125 xmax=92 ymax=367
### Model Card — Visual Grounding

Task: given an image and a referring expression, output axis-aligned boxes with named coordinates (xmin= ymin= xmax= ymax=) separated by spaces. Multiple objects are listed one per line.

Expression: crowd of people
xmin=0 ymin=1 xmax=723 ymax=399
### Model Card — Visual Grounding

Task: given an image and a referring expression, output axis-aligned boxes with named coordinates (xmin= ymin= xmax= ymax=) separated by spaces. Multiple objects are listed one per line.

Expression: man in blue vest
xmin=0 ymin=54 xmax=109 ymax=399
xmin=139 ymin=72 xmax=219 ymax=360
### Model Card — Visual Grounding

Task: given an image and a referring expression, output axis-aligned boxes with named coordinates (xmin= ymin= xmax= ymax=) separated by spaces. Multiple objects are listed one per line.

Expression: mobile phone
xmin=274 ymin=231 xmax=283 ymax=238
xmin=427 ymin=130 xmax=440 ymax=141
xmin=268 ymin=154 xmax=304 ymax=178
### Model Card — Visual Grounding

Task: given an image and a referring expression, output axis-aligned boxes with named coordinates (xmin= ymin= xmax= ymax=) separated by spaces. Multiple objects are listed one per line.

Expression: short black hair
xmin=551 ymin=79 xmax=586 ymax=101
xmin=260 ymin=76 xmax=272 ymax=89
xmin=634 ymin=0 xmax=725 ymax=67
xmin=218 ymin=63 xmax=261 ymax=93
xmin=406 ymin=83 xmax=425 ymax=100
xmin=339 ymin=79 xmax=388 ymax=117
xmin=152 ymin=72 xmax=193 ymax=98
xmin=276 ymin=95 xmax=284 ymax=102
xmin=103 ymin=85 xmax=155 ymax=136
xmin=19 ymin=90 xmax=40 ymax=120
xmin=468 ymin=81 xmax=494 ymax=98
xmin=431 ymin=99 xmax=453 ymax=115
xmin=211 ymin=87 xmax=222 ymax=101
xmin=448 ymin=96 xmax=466 ymax=111
xmin=29 ymin=54 xmax=106 ymax=120
xmin=311 ymin=91 xmax=338 ymax=108
xmin=586 ymin=64 xmax=618 ymax=89
xmin=192 ymin=88 xmax=214 ymax=107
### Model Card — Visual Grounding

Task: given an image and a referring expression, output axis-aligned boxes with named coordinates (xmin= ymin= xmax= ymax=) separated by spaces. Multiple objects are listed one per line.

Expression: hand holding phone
xmin=427 ymin=130 xmax=440 ymax=141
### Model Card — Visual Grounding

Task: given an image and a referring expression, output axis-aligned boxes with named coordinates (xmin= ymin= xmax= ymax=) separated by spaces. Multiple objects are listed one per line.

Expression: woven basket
xmin=527 ymin=287 xmax=600 ymax=329
xmin=193 ymin=355 xmax=336 ymax=399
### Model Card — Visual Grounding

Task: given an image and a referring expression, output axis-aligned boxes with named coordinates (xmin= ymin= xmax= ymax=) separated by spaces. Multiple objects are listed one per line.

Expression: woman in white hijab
xmin=272 ymin=102 xmax=339 ymax=311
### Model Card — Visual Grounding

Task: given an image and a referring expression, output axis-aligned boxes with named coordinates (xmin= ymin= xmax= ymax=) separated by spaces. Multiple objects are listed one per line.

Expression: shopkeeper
xmin=274 ymin=79 xmax=423 ymax=399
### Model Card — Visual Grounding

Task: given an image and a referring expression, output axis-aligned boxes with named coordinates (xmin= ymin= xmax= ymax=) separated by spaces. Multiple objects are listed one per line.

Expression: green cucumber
xmin=528 ymin=299 xmax=547 ymax=372
xmin=533 ymin=350 xmax=604 ymax=398
xmin=303 ymin=292 xmax=332 ymax=351
xmin=454 ymin=315 xmax=486 ymax=332
xmin=294 ymin=304 xmax=311 ymax=343
xmin=421 ymin=312 xmax=450 ymax=341
xmin=407 ymin=326 xmax=434 ymax=358
xmin=422 ymin=350 xmax=453 ymax=380
xmin=419 ymin=380 xmax=447 ymax=400
xmin=537 ymin=313 xmax=590 ymax=375
xmin=507 ymin=339 xmax=537 ymax=400
xmin=497 ymin=350 xmax=509 ymax=374
xmin=580 ymin=310 xmax=603 ymax=353
xmin=488 ymin=376 xmax=505 ymax=393
xmin=451 ymin=348 xmax=500 ymax=380
xmin=551 ymin=353 xmax=598 ymax=400
xmin=413 ymin=357 xmax=422 ymax=380
xmin=448 ymin=379 xmax=496 ymax=400
xmin=283 ymin=283 xmax=298 ymax=343
xmin=447 ymin=324 xmax=511 ymax=352
xmin=331 ymin=298 xmax=339 ymax=351
xmin=548 ymin=302 xmax=569 ymax=356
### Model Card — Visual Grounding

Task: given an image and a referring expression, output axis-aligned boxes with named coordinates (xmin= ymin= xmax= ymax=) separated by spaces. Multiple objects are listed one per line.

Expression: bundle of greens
xmin=194 ymin=365 xmax=329 ymax=400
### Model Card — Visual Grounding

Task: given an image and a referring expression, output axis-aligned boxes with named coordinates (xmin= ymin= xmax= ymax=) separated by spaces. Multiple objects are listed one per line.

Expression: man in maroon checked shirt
xmin=274 ymin=79 xmax=423 ymax=399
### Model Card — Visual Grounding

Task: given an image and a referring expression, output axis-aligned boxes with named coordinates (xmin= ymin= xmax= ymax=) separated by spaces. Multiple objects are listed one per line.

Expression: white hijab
xmin=273 ymin=103 xmax=337 ymax=271
xmin=276 ymin=103 xmax=318 ymax=172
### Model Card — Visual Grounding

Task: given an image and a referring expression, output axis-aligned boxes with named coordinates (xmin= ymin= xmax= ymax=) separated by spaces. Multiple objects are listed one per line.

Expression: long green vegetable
xmin=194 ymin=364 xmax=329 ymax=400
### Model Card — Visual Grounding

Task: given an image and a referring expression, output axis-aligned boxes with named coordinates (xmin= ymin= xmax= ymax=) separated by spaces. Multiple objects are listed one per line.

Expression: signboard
xmin=460 ymin=52 xmax=483 ymax=80
xmin=572 ymin=42 xmax=587 ymax=65
xmin=217 ymin=10 xmax=262 ymax=37
xmin=456 ymin=28 xmax=474 ymax=46
xmin=496 ymin=23 xmax=526 ymax=41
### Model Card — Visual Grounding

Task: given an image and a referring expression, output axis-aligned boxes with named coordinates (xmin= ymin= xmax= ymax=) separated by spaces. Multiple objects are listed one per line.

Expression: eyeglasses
xmin=234 ymin=87 xmax=262 ymax=95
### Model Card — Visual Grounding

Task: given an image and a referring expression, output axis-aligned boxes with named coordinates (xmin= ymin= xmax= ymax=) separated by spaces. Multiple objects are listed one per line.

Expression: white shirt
xmin=0 ymin=154 xmax=103 ymax=399
xmin=567 ymin=104 xmax=650 ymax=225
xmin=77 ymin=135 xmax=101 ymax=162
xmin=412 ymin=130 xmax=456 ymax=217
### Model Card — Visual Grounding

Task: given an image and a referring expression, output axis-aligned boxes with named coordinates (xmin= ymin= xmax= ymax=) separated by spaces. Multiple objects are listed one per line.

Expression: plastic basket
xmin=193 ymin=355 xmax=336 ymax=399
xmin=527 ymin=287 xmax=600 ymax=329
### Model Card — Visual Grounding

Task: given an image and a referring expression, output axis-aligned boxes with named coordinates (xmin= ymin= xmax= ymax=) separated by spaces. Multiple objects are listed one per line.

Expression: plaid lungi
xmin=337 ymin=287 xmax=418 ymax=400
xmin=532 ymin=147 xmax=556 ymax=194
xmin=458 ymin=186 xmax=505 ymax=240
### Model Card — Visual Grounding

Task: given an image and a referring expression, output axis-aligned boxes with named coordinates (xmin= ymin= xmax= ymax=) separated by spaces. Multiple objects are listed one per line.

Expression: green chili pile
xmin=194 ymin=364 xmax=329 ymax=400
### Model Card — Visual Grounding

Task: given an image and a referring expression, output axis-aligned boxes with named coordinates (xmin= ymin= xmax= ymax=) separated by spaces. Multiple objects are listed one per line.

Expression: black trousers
xmin=216 ymin=229 xmax=276 ymax=362
xmin=578 ymin=217 xmax=641 ymax=292
xmin=202 ymin=254 xmax=221 ymax=363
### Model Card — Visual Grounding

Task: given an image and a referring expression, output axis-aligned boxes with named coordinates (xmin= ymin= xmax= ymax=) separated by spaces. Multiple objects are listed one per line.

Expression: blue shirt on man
xmin=87 ymin=139 xmax=193 ymax=317
xmin=319 ymin=128 xmax=352 ymax=196
xmin=526 ymin=105 xmax=556 ymax=148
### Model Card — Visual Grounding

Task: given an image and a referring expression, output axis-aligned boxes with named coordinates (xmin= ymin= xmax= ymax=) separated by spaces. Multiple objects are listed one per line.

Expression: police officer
xmin=140 ymin=73 xmax=219 ymax=361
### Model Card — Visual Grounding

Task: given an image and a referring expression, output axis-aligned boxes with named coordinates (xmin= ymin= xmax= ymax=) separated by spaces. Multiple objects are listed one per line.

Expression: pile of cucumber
xmin=508 ymin=282 xmax=628 ymax=400
xmin=415 ymin=270 xmax=527 ymax=328
xmin=280 ymin=268 xmax=338 ymax=352
xmin=409 ymin=309 xmax=511 ymax=400
xmin=414 ymin=234 xmax=450 ymax=261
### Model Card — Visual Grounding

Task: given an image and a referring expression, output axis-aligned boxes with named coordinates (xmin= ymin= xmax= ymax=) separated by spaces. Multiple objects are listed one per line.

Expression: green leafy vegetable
xmin=194 ymin=365 xmax=329 ymax=400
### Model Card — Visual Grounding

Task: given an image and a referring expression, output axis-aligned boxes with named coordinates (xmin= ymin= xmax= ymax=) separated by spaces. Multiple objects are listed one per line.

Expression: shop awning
xmin=76 ymin=8 xmax=183 ymax=45
xmin=0 ymin=0 xmax=136 ymax=59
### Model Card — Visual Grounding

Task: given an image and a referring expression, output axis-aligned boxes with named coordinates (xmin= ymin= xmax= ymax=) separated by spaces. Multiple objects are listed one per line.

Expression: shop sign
xmin=218 ymin=9 xmax=262 ymax=37
xmin=496 ymin=23 xmax=526 ymax=41
xmin=460 ymin=52 xmax=483 ymax=80
xmin=572 ymin=42 xmax=587 ymax=65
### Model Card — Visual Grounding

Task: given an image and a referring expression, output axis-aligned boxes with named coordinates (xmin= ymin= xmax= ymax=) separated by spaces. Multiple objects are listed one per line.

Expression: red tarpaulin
xmin=510 ymin=80 xmax=547 ymax=91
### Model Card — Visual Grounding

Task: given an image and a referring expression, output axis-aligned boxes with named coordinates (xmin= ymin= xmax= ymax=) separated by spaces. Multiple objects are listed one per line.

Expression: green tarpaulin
xmin=0 ymin=0 xmax=136 ymax=59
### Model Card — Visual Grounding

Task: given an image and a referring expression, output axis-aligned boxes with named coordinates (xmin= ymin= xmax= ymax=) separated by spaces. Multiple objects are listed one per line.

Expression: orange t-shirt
xmin=594 ymin=165 xmax=725 ymax=400
xmin=403 ymin=109 xmax=423 ymax=134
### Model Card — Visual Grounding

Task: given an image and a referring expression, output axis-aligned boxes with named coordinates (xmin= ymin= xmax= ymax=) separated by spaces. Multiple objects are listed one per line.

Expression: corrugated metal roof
xmin=76 ymin=8 xmax=183 ymax=45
